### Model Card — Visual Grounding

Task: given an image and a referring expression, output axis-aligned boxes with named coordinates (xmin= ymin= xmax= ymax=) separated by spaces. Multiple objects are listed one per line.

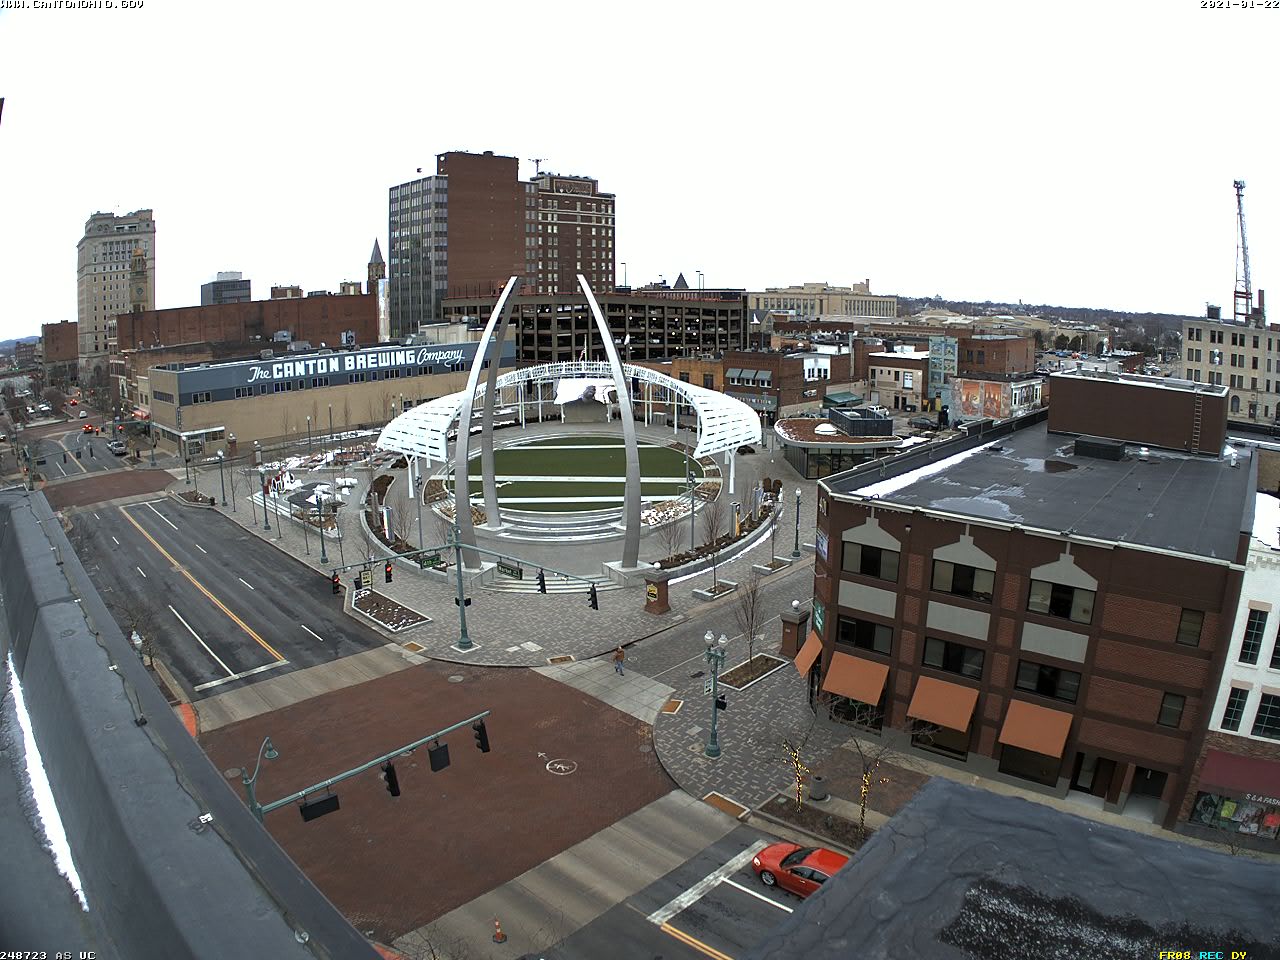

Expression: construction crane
xmin=528 ymin=158 xmax=548 ymax=176
xmin=1234 ymin=179 xmax=1254 ymax=326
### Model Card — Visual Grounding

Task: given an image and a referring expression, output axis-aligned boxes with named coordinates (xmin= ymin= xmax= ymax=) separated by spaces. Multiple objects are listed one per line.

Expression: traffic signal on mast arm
xmin=381 ymin=762 xmax=401 ymax=797
xmin=331 ymin=572 xmax=341 ymax=595
xmin=473 ymin=719 xmax=491 ymax=753
xmin=385 ymin=562 xmax=393 ymax=583
xmin=588 ymin=583 xmax=599 ymax=610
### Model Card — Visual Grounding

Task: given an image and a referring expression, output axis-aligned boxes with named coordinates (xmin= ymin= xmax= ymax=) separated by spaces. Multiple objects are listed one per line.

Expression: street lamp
xmin=259 ymin=467 xmax=271 ymax=532
xmin=792 ymin=488 xmax=802 ymax=558
xmin=241 ymin=736 xmax=279 ymax=823
xmin=317 ymin=486 xmax=329 ymax=565
xmin=216 ymin=450 xmax=227 ymax=507
xmin=704 ymin=631 xmax=728 ymax=759
xmin=306 ymin=415 xmax=312 ymax=453
xmin=686 ymin=450 xmax=696 ymax=551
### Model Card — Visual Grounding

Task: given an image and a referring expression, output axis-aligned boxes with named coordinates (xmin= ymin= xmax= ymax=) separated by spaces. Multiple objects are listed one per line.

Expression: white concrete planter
xmin=693 ymin=579 xmax=738 ymax=601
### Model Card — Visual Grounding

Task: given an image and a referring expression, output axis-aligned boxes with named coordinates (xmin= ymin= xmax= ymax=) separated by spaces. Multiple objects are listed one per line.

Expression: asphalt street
xmin=540 ymin=825 xmax=801 ymax=960
xmin=29 ymin=422 xmax=120 ymax=478
xmin=73 ymin=497 xmax=386 ymax=699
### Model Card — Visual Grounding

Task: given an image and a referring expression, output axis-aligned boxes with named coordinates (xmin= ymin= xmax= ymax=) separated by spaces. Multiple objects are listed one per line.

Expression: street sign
xmin=704 ymin=678 xmax=714 ymax=695
xmin=646 ymin=583 xmax=659 ymax=602
xmin=358 ymin=568 xmax=373 ymax=591
xmin=418 ymin=552 xmax=444 ymax=569
xmin=497 ymin=560 xmax=523 ymax=580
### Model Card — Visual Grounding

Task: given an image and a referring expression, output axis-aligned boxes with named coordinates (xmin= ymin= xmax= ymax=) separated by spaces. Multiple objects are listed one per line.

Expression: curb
xmin=743 ymin=805 xmax=862 ymax=859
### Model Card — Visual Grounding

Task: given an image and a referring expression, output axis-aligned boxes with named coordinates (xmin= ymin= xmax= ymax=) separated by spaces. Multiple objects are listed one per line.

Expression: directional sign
xmin=704 ymin=677 xmax=714 ymax=695
xmin=497 ymin=560 xmax=523 ymax=580
xmin=418 ymin=552 xmax=444 ymax=569
xmin=358 ymin=568 xmax=373 ymax=591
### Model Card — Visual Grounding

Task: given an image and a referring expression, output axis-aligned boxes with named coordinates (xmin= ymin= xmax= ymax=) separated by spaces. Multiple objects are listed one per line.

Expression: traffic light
xmin=716 ymin=694 xmax=728 ymax=711
xmin=428 ymin=740 xmax=451 ymax=772
xmin=588 ymin=584 xmax=599 ymax=610
xmin=117 ymin=424 xmax=124 ymax=432
xmin=537 ymin=569 xmax=547 ymax=594
xmin=382 ymin=762 xmax=401 ymax=797
xmin=331 ymin=572 xmax=341 ymax=595
xmin=472 ymin=719 xmax=490 ymax=753
xmin=385 ymin=562 xmax=393 ymax=583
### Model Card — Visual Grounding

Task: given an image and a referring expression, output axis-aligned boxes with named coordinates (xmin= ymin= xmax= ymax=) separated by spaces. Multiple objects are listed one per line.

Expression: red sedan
xmin=751 ymin=843 xmax=849 ymax=898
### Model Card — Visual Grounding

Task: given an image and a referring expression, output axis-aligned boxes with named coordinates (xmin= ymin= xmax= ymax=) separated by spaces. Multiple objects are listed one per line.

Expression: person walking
xmin=613 ymin=645 xmax=626 ymax=676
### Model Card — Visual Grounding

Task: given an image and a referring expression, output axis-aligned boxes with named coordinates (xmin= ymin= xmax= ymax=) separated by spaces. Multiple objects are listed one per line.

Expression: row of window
xmin=1236 ymin=608 xmax=1280 ymax=668
xmin=841 ymin=545 xmax=1211 ymax=643
xmin=1221 ymin=690 xmax=1280 ymax=739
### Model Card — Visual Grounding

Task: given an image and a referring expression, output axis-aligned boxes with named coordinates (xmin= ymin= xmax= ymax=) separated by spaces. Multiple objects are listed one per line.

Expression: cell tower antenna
xmin=1234 ymin=179 xmax=1254 ymax=326
xmin=529 ymin=158 xmax=548 ymax=175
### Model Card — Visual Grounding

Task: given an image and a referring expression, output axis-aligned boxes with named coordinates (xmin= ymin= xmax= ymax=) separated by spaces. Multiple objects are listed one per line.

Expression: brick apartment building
xmin=957 ymin=334 xmax=1034 ymax=379
xmin=801 ymin=369 xmax=1249 ymax=832
xmin=41 ymin=320 xmax=79 ymax=385
xmin=868 ymin=349 xmax=929 ymax=411
xmin=14 ymin=339 xmax=37 ymax=369
xmin=663 ymin=348 xmax=853 ymax=420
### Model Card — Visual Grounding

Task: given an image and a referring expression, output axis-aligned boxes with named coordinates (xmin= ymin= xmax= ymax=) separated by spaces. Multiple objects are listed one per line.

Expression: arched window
xmin=1231 ymin=394 xmax=1241 ymax=414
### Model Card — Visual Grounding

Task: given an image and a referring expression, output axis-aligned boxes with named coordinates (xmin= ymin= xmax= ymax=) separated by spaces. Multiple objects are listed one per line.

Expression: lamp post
xmin=317 ymin=486 xmax=329 ymax=565
xmin=306 ymin=415 xmax=312 ymax=453
xmin=792 ymin=488 xmax=802 ymax=558
xmin=216 ymin=450 xmax=227 ymax=507
xmin=704 ymin=631 xmax=728 ymax=759
xmin=686 ymin=450 xmax=696 ymax=551
xmin=241 ymin=736 xmax=279 ymax=823
xmin=259 ymin=467 xmax=271 ymax=532
xmin=452 ymin=518 xmax=472 ymax=650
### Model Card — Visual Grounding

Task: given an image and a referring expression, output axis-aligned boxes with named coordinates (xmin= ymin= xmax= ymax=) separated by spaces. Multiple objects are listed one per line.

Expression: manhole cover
xmin=448 ymin=675 xmax=465 ymax=683
xmin=223 ymin=767 xmax=244 ymax=780
xmin=638 ymin=744 xmax=652 ymax=753
xmin=547 ymin=655 xmax=574 ymax=665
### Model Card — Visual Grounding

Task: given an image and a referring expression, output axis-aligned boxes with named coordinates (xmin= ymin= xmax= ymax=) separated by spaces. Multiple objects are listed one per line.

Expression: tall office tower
xmin=201 ymin=271 xmax=251 ymax=306
xmin=77 ymin=209 xmax=155 ymax=380
xmin=388 ymin=152 xmax=614 ymax=337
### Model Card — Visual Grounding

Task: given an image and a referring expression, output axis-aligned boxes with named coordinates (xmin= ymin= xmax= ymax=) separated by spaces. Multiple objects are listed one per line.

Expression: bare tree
xmin=699 ymin=493 xmax=728 ymax=590
xmin=106 ymin=599 xmax=163 ymax=669
xmin=42 ymin=386 xmax=66 ymax=414
xmin=654 ymin=508 xmax=685 ymax=561
xmin=830 ymin=702 xmax=937 ymax=837
xmin=733 ymin=570 xmax=765 ymax=670
xmin=768 ymin=500 xmax=783 ymax=562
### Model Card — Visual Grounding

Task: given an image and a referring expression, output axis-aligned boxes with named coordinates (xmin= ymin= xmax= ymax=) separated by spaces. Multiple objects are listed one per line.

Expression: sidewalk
xmin=179 ymin=422 xmax=819 ymax=668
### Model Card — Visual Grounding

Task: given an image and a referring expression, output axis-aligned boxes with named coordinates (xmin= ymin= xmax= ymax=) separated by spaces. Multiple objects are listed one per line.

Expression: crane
xmin=1234 ymin=179 xmax=1253 ymax=326
xmin=528 ymin=158 xmax=548 ymax=176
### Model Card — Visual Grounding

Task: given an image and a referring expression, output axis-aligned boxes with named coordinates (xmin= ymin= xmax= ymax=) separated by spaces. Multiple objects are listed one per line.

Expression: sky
xmin=0 ymin=1 xmax=1276 ymax=342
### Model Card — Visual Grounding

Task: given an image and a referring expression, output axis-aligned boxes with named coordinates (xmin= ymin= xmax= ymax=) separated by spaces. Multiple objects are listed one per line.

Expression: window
xmin=702 ymin=373 xmax=714 ymax=389
xmin=932 ymin=560 xmax=994 ymax=602
xmin=1027 ymin=579 xmax=1094 ymax=624
xmin=841 ymin=543 xmax=899 ymax=582
xmin=1252 ymin=693 xmax=1280 ymax=740
xmin=836 ymin=615 xmax=892 ymax=655
xmin=1272 ymin=633 xmax=1280 ymax=670
xmin=1014 ymin=660 xmax=1081 ymax=703
xmin=1176 ymin=608 xmax=1204 ymax=646
xmin=1157 ymin=693 xmax=1185 ymax=728
xmin=189 ymin=391 xmax=212 ymax=404
xmin=1220 ymin=687 xmax=1249 ymax=731
xmin=923 ymin=637 xmax=985 ymax=679
xmin=234 ymin=387 xmax=252 ymax=399
xmin=1240 ymin=609 xmax=1267 ymax=664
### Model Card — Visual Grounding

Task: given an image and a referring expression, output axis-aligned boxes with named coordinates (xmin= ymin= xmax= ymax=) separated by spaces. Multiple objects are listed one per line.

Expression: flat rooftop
xmin=831 ymin=423 xmax=1252 ymax=560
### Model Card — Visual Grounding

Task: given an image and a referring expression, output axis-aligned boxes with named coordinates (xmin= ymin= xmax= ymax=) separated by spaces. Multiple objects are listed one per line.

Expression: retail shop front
xmin=1188 ymin=749 xmax=1280 ymax=844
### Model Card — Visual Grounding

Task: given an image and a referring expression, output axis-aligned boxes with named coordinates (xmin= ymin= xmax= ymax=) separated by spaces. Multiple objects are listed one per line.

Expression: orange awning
xmin=907 ymin=676 xmax=979 ymax=733
xmin=821 ymin=652 xmax=889 ymax=706
xmin=998 ymin=699 xmax=1073 ymax=758
xmin=794 ymin=630 xmax=824 ymax=677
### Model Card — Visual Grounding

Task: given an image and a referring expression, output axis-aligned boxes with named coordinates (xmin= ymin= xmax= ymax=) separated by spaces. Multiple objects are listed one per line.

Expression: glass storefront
xmin=1190 ymin=791 xmax=1280 ymax=842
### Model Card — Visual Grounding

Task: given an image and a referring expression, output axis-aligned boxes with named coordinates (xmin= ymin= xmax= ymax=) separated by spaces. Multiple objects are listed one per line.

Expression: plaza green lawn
xmin=450 ymin=435 xmax=704 ymax=512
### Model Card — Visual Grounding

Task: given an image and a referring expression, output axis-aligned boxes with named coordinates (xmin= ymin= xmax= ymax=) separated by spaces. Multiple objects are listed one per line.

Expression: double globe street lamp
xmin=704 ymin=631 xmax=729 ymax=759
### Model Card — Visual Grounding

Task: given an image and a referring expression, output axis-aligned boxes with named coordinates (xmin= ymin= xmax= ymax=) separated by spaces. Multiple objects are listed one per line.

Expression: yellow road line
xmin=56 ymin=435 xmax=89 ymax=474
xmin=659 ymin=923 xmax=735 ymax=960
xmin=119 ymin=506 xmax=284 ymax=662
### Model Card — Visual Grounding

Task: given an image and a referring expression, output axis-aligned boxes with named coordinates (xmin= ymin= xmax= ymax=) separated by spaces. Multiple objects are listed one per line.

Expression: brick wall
xmin=1078 ymin=717 xmax=1187 ymax=768
xmin=1092 ymin=637 xmax=1212 ymax=690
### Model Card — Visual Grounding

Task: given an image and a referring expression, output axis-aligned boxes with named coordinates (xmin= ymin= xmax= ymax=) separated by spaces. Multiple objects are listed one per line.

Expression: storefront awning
xmin=1200 ymin=749 xmax=1280 ymax=801
xmin=726 ymin=368 xmax=744 ymax=380
xmin=907 ymin=676 xmax=979 ymax=733
xmin=821 ymin=652 xmax=889 ymax=705
xmin=998 ymin=699 xmax=1073 ymax=758
xmin=794 ymin=630 xmax=824 ymax=677
xmin=740 ymin=369 xmax=760 ymax=383
xmin=824 ymin=391 xmax=862 ymax=406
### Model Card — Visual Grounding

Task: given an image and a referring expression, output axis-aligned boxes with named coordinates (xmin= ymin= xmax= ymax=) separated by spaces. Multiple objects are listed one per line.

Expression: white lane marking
xmin=93 ymin=513 xmax=101 ymax=520
xmin=55 ymin=463 xmax=66 ymax=477
xmin=721 ymin=877 xmax=793 ymax=913
xmin=167 ymin=604 xmax=234 ymax=677
xmin=301 ymin=624 xmax=325 ymax=643
xmin=192 ymin=659 xmax=289 ymax=692
xmin=111 ymin=536 xmax=120 ymax=545
xmin=136 ymin=566 xmax=147 ymax=579
xmin=145 ymin=502 xmax=178 ymax=530
xmin=195 ymin=543 xmax=208 ymax=554
xmin=647 ymin=840 xmax=770 ymax=925
xmin=237 ymin=577 xmax=255 ymax=590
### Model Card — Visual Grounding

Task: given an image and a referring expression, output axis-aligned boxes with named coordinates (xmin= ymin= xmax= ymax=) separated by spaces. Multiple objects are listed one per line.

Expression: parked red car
xmin=751 ymin=843 xmax=848 ymax=898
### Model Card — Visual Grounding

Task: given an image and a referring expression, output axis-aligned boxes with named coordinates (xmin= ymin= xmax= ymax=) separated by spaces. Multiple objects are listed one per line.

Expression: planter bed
xmin=352 ymin=589 xmax=430 ymax=632
xmin=718 ymin=653 xmax=788 ymax=690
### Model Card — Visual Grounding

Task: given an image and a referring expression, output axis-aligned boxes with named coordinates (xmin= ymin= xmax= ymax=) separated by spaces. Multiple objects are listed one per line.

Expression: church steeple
xmin=367 ymin=239 xmax=385 ymax=295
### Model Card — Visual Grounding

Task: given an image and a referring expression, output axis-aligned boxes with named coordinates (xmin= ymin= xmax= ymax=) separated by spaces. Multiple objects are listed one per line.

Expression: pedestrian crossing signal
xmin=716 ymin=694 xmax=728 ymax=711
xmin=588 ymin=584 xmax=599 ymax=610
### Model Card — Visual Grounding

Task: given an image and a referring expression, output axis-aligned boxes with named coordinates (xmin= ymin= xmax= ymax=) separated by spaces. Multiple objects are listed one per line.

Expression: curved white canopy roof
xmin=377 ymin=361 xmax=762 ymax=463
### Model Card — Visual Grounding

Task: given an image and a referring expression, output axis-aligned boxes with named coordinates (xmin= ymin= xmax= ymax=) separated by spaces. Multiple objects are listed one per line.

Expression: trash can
xmin=809 ymin=774 xmax=829 ymax=802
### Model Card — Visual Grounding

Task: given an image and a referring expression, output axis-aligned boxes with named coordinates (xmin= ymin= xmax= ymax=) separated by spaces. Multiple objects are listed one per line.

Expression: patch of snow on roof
xmin=854 ymin=440 xmax=1001 ymax=498
xmin=6 ymin=652 xmax=89 ymax=911
xmin=1252 ymin=492 xmax=1280 ymax=549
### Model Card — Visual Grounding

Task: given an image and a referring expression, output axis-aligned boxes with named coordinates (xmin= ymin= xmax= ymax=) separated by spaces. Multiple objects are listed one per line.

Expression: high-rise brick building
xmin=76 ymin=209 xmax=155 ymax=381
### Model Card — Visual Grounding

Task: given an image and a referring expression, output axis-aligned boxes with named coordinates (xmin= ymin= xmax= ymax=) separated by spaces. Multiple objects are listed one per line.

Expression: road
xmin=27 ymin=420 xmax=122 ymax=478
xmin=72 ymin=497 xmax=386 ymax=699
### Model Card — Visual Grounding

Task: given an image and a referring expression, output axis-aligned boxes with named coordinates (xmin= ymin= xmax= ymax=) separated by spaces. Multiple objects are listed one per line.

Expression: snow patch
xmin=6 ymin=652 xmax=89 ymax=911
xmin=856 ymin=440 xmax=1002 ymax=498
xmin=1252 ymin=492 xmax=1280 ymax=549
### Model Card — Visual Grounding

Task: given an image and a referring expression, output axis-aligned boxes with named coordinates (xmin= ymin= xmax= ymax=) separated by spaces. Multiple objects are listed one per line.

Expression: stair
xmin=483 ymin=573 xmax=624 ymax=594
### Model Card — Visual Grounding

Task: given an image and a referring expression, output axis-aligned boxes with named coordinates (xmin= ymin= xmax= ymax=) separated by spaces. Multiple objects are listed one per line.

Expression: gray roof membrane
xmin=847 ymin=426 xmax=1252 ymax=560
xmin=744 ymin=778 xmax=1280 ymax=960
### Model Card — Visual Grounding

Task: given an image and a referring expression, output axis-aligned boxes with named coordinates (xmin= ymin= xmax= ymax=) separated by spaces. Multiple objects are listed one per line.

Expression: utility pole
xmin=1235 ymin=180 xmax=1256 ymax=327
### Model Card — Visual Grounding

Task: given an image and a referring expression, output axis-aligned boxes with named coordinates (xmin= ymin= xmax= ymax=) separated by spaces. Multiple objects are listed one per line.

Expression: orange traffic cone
xmin=492 ymin=918 xmax=507 ymax=944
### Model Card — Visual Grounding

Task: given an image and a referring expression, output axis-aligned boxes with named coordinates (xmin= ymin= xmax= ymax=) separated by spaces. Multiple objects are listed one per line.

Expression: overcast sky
xmin=0 ymin=1 xmax=1276 ymax=342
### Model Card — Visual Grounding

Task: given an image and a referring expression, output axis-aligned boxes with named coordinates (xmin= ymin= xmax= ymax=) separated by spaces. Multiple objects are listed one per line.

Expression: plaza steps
xmin=482 ymin=573 xmax=624 ymax=594
xmin=490 ymin=506 xmax=627 ymax=544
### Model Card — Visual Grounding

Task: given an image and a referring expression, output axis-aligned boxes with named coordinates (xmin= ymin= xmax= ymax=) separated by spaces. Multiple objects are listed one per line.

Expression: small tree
xmin=830 ymin=701 xmax=937 ymax=837
xmin=699 ymin=493 xmax=728 ymax=590
xmin=654 ymin=508 xmax=685 ymax=561
xmin=768 ymin=501 xmax=783 ymax=562
xmin=733 ymin=570 xmax=765 ymax=670
xmin=42 ymin=387 xmax=66 ymax=414
xmin=106 ymin=599 xmax=163 ymax=669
